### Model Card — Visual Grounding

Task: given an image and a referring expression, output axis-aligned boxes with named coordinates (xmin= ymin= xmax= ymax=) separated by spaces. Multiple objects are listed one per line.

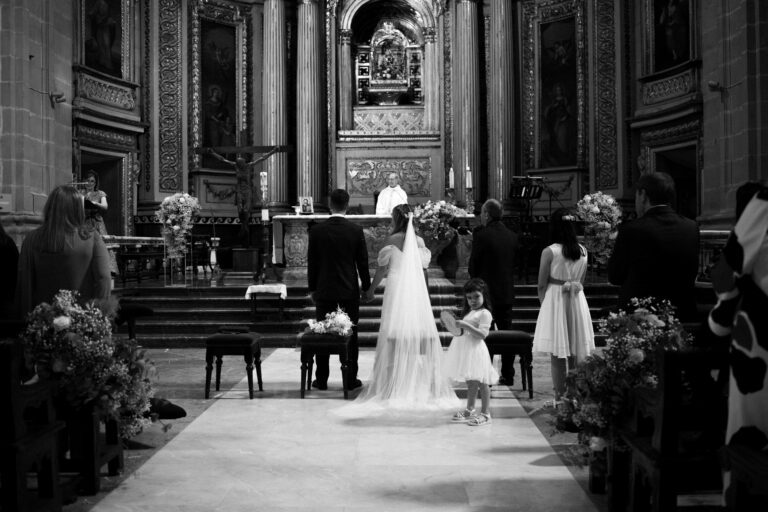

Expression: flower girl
xmin=442 ymin=278 xmax=499 ymax=426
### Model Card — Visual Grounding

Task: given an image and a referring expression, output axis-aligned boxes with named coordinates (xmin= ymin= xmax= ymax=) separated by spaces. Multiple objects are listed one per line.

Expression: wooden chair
xmin=618 ymin=348 xmax=728 ymax=512
xmin=205 ymin=328 xmax=263 ymax=399
xmin=299 ymin=332 xmax=350 ymax=399
xmin=484 ymin=330 xmax=534 ymax=398
xmin=0 ymin=340 xmax=65 ymax=511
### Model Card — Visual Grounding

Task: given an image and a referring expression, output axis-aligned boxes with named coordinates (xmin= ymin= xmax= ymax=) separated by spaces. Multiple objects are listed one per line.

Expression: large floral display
xmin=412 ymin=200 xmax=470 ymax=261
xmin=575 ymin=191 xmax=623 ymax=267
xmin=155 ymin=192 xmax=201 ymax=259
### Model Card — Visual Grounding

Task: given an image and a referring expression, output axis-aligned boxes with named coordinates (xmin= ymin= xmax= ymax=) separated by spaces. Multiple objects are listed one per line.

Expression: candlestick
xmin=260 ymin=171 xmax=267 ymax=187
xmin=465 ymin=165 xmax=473 ymax=189
xmin=448 ymin=167 xmax=455 ymax=188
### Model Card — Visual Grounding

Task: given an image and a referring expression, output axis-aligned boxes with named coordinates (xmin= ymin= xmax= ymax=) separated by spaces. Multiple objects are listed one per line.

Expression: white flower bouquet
xmin=156 ymin=192 xmax=201 ymax=259
xmin=412 ymin=200 xmax=469 ymax=243
xmin=576 ymin=191 xmax=623 ymax=266
xmin=306 ymin=307 xmax=354 ymax=337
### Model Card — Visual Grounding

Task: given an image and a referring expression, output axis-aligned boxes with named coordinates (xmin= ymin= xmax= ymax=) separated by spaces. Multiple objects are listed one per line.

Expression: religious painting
xmin=652 ymin=0 xmax=690 ymax=71
xmin=538 ymin=17 xmax=578 ymax=168
xmin=83 ymin=0 xmax=122 ymax=77
xmin=521 ymin=0 xmax=586 ymax=171
xmin=299 ymin=196 xmax=314 ymax=214
xmin=201 ymin=19 xmax=238 ymax=169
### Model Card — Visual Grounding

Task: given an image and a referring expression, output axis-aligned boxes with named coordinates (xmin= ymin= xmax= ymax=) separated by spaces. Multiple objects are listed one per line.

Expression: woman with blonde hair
xmin=16 ymin=185 xmax=111 ymax=317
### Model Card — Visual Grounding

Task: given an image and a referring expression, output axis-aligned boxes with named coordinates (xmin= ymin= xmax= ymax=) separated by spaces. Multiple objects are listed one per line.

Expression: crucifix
xmin=196 ymin=144 xmax=290 ymax=281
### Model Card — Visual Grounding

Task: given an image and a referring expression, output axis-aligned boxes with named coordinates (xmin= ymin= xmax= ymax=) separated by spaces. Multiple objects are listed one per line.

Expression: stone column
xmin=488 ymin=0 xmax=515 ymax=201
xmin=423 ymin=28 xmax=439 ymax=131
xmin=453 ymin=0 xmax=481 ymax=203
xmin=296 ymin=0 xmax=324 ymax=206
xmin=263 ymin=0 xmax=289 ymax=210
xmin=339 ymin=29 xmax=354 ymax=130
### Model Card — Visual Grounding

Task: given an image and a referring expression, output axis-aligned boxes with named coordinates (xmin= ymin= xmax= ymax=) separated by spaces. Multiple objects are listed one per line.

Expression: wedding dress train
xmin=335 ymin=215 xmax=460 ymax=417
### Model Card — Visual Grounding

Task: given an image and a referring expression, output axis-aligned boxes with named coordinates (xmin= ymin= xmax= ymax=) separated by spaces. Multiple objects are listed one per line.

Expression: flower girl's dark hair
xmin=550 ymin=208 xmax=583 ymax=261
xmin=461 ymin=278 xmax=492 ymax=317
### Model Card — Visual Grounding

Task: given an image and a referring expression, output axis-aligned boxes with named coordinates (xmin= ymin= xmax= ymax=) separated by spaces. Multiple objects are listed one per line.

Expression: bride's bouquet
xmin=306 ymin=307 xmax=354 ymax=337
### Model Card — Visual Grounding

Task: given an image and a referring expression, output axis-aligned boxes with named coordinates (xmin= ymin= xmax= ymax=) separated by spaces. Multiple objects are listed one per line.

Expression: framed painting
xmin=649 ymin=0 xmax=692 ymax=72
xmin=189 ymin=1 xmax=249 ymax=171
xmin=521 ymin=0 xmax=587 ymax=171
xmin=82 ymin=0 xmax=123 ymax=77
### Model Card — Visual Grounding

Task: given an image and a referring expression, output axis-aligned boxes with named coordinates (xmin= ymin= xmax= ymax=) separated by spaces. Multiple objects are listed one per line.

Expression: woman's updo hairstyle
xmin=391 ymin=203 xmax=412 ymax=235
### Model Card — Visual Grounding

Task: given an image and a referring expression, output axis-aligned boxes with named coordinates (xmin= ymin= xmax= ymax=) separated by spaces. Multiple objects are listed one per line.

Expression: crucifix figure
xmin=198 ymin=145 xmax=289 ymax=246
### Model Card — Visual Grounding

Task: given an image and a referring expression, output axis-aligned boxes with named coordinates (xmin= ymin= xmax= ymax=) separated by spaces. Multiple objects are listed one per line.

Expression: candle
xmin=465 ymin=165 xmax=473 ymax=189
xmin=448 ymin=167 xmax=455 ymax=188
xmin=260 ymin=171 xmax=267 ymax=187
xmin=261 ymin=208 xmax=269 ymax=221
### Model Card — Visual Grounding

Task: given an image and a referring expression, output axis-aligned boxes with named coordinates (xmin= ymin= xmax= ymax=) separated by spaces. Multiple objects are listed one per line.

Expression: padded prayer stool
xmin=116 ymin=302 xmax=154 ymax=340
xmin=485 ymin=330 xmax=534 ymax=398
xmin=205 ymin=330 xmax=263 ymax=399
xmin=299 ymin=333 xmax=350 ymax=399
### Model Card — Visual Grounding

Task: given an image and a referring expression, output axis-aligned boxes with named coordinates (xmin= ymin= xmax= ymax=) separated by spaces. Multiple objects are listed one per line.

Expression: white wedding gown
xmin=335 ymin=215 xmax=460 ymax=417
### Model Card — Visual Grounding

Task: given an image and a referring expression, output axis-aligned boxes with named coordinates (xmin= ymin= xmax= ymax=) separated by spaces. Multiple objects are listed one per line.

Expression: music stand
xmin=508 ymin=176 xmax=544 ymax=221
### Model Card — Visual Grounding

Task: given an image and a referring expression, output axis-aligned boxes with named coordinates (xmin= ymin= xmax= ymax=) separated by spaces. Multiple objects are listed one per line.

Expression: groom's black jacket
xmin=307 ymin=216 xmax=371 ymax=301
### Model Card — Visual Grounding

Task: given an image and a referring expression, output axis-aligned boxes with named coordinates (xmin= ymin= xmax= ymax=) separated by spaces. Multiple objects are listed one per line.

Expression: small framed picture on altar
xmin=299 ymin=196 xmax=314 ymax=214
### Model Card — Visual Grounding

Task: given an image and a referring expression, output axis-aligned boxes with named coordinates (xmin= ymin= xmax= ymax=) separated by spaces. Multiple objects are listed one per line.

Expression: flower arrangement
xmin=306 ymin=307 xmax=354 ymax=337
xmin=22 ymin=290 xmax=155 ymax=438
xmin=156 ymin=192 xmax=201 ymax=259
xmin=412 ymin=200 xmax=470 ymax=244
xmin=576 ymin=191 xmax=623 ymax=266
xmin=556 ymin=298 xmax=689 ymax=449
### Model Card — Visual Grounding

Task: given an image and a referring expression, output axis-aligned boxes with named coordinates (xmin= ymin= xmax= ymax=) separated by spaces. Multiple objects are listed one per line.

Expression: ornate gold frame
xmin=188 ymin=0 xmax=250 ymax=173
xmin=521 ymin=0 xmax=587 ymax=171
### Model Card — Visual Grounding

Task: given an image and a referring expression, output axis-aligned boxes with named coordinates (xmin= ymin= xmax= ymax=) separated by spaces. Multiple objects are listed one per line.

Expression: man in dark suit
xmin=469 ymin=198 xmax=519 ymax=384
xmin=608 ymin=172 xmax=699 ymax=321
xmin=307 ymin=189 xmax=371 ymax=390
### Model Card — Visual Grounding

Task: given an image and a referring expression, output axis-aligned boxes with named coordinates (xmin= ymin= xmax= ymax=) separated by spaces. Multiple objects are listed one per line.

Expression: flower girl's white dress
xmin=533 ymin=243 xmax=595 ymax=361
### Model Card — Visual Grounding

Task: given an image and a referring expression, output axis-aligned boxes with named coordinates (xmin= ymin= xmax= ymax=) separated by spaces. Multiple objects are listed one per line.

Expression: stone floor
xmin=63 ymin=348 xmax=608 ymax=512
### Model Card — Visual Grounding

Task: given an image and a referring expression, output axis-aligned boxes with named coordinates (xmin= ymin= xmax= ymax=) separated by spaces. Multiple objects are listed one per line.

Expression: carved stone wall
xmin=353 ymin=107 xmax=424 ymax=132
xmin=346 ymin=158 xmax=432 ymax=196
xmin=157 ymin=0 xmax=184 ymax=193
xmin=593 ymin=0 xmax=620 ymax=189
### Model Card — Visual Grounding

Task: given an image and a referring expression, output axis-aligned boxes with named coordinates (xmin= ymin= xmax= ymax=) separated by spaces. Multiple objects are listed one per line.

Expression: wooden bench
xmin=484 ymin=330 xmax=534 ymax=397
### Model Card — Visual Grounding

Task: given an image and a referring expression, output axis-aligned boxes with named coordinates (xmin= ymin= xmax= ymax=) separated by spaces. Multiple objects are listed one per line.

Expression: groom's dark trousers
xmin=314 ymin=299 xmax=361 ymax=384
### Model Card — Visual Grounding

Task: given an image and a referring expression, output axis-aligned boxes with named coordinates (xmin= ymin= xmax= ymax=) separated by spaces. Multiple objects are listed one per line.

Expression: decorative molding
xmin=143 ymin=0 xmax=152 ymax=193
xmin=339 ymin=28 xmax=352 ymax=44
xmin=641 ymin=68 xmax=696 ymax=105
xmin=76 ymin=124 xmax=136 ymax=150
xmin=346 ymin=159 xmax=432 ymax=196
xmin=443 ymin=9 xmax=452 ymax=178
xmin=284 ymin=224 xmax=309 ymax=266
xmin=158 ymin=0 xmax=183 ymax=192
xmin=203 ymin=180 xmax=237 ymax=203
xmin=353 ymin=108 xmax=424 ymax=132
xmin=77 ymin=72 xmax=137 ymax=110
xmin=640 ymin=119 xmax=701 ymax=144
xmin=594 ymin=0 xmax=619 ymax=188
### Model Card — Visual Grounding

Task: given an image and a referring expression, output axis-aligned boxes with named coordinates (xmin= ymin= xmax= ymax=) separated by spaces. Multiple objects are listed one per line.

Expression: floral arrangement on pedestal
xmin=155 ymin=192 xmax=201 ymax=259
xmin=575 ymin=191 xmax=623 ymax=267
xmin=556 ymin=298 xmax=689 ymax=451
xmin=22 ymin=290 xmax=156 ymax=438
xmin=306 ymin=307 xmax=354 ymax=337
xmin=412 ymin=200 xmax=470 ymax=261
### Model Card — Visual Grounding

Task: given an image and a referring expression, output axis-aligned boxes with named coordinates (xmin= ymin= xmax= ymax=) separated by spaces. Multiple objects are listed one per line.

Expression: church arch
xmin=339 ymin=0 xmax=437 ymax=32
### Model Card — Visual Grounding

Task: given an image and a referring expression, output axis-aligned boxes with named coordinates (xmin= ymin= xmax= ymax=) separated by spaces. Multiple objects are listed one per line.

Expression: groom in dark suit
xmin=307 ymin=189 xmax=371 ymax=390
xmin=608 ymin=172 xmax=699 ymax=321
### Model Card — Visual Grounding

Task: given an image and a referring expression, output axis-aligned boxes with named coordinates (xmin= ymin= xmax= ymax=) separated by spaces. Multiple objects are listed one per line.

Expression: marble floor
xmin=88 ymin=349 xmax=601 ymax=512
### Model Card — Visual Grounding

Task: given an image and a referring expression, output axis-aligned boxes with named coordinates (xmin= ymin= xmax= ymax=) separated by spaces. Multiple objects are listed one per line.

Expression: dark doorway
xmin=655 ymin=146 xmax=697 ymax=220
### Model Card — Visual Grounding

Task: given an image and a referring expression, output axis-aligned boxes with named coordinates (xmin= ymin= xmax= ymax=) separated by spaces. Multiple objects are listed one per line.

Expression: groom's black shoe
xmin=311 ymin=379 xmax=327 ymax=390
xmin=346 ymin=379 xmax=363 ymax=391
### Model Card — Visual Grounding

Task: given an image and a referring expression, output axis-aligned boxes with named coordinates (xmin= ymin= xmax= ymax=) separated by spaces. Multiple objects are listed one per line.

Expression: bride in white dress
xmin=338 ymin=204 xmax=459 ymax=415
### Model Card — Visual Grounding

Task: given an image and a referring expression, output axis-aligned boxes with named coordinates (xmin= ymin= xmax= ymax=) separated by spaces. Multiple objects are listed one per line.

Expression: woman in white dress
xmin=533 ymin=208 xmax=595 ymax=399
xmin=344 ymin=204 xmax=459 ymax=414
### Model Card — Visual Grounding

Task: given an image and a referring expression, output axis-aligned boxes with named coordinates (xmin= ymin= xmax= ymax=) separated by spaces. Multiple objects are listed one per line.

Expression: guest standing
xmin=707 ymin=182 xmax=768 ymax=508
xmin=468 ymin=198 xmax=519 ymax=384
xmin=375 ymin=173 xmax=408 ymax=215
xmin=608 ymin=172 xmax=699 ymax=321
xmin=307 ymin=189 xmax=371 ymax=390
xmin=0 ymin=222 xmax=19 ymax=319
xmin=16 ymin=185 xmax=112 ymax=317
xmin=84 ymin=170 xmax=118 ymax=275
xmin=532 ymin=209 xmax=595 ymax=399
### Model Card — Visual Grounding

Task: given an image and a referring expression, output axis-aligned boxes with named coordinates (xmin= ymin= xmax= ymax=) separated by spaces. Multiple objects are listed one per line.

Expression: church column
xmin=296 ymin=0 xmax=324 ymax=206
xmin=488 ymin=0 xmax=515 ymax=200
xmin=339 ymin=29 xmax=354 ymax=131
xmin=453 ymin=0 xmax=481 ymax=204
xmin=263 ymin=0 xmax=289 ymax=210
xmin=424 ymin=28 xmax=439 ymax=131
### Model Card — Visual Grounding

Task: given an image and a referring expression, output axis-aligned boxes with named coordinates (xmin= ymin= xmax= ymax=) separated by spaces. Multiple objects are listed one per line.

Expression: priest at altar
xmin=375 ymin=173 xmax=408 ymax=215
